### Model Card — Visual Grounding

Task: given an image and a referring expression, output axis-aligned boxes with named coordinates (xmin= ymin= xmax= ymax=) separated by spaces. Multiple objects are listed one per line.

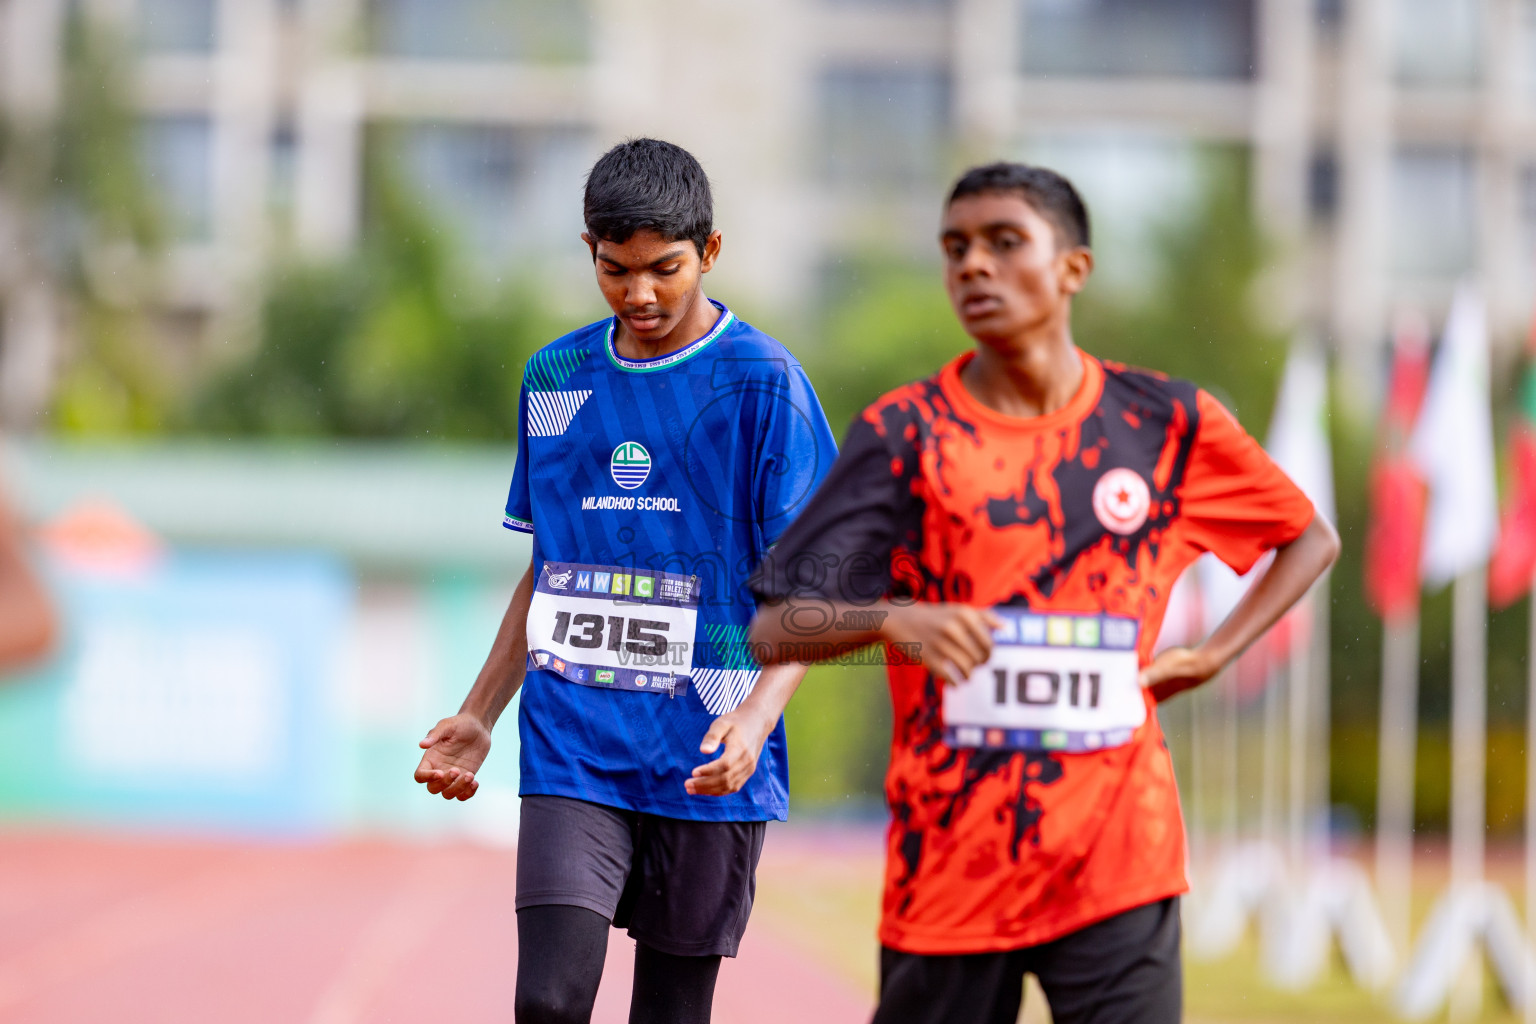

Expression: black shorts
xmin=515 ymin=794 xmax=767 ymax=958
xmin=871 ymin=897 xmax=1182 ymax=1024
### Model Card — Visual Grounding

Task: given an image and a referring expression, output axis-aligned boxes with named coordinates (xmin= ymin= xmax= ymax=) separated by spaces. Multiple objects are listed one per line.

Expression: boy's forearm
xmin=1196 ymin=514 xmax=1341 ymax=673
xmin=0 ymin=520 xmax=55 ymax=669
xmin=731 ymin=661 xmax=809 ymax=727
xmin=749 ymin=599 xmax=899 ymax=665
xmin=459 ymin=563 xmax=536 ymax=729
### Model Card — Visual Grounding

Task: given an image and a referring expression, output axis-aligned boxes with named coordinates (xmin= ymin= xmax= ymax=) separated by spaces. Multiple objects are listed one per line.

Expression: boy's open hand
xmin=687 ymin=707 xmax=776 ymax=797
xmin=414 ymin=713 xmax=492 ymax=801
xmin=1139 ymin=646 xmax=1216 ymax=703
xmin=885 ymin=604 xmax=1002 ymax=685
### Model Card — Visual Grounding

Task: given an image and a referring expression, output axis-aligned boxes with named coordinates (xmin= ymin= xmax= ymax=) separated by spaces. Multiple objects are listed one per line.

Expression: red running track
xmin=0 ymin=831 xmax=874 ymax=1024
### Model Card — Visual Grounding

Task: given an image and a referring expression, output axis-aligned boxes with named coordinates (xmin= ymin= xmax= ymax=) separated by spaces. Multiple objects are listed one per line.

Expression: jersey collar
xmin=604 ymin=299 xmax=735 ymax=373
xmin=941 ymin=349 xmax=1104 ymax=431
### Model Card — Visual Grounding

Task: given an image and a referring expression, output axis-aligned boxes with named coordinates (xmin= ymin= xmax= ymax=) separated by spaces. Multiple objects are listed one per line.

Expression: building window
xmin=381 ymin=123 xmax=589 ymax=264
xmin=1308 ymin=151 xmax=1339 ymax=224
xmin=270 ymin=120 xmax=298 ymax=219
xmin=822 ymin=0 xmax=951 ymax=7
xmin=819 ymin=68 xmax=951 ymax=190
xmin=1021 ymin=0 xmax=1256 ymax=79
xmin=1519 ymin=166 xmax=1536 ymax=296
xmin=137 ymin=0 xmax=217 ymax=55
xmin=1390 ymin=147 xmax=1476 ymax=280
xmin=1018 ymin=132 xmax=1217 ymax=298
xmin=141 ymin=115 xmax=214 ymax=242
xmin=366 ymin=0 xmax=588 ymax=63
xmin=1394 ymin=0 xmax=1480 ymax=87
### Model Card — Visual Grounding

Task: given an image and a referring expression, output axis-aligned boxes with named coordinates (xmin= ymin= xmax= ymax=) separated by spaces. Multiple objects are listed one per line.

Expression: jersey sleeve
xmin=1177 ymin=389 xmax=1315 ymax=574
xmin=750 ymin=411 xmax=909 ymax=606
xmin=502 ymin=383 xmax=534 ymax=534
xmin=752 ymin=366 xmax=840 ymax=551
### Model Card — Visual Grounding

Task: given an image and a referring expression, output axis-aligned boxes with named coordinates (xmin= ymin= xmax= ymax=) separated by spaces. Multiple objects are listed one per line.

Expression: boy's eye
xmin=944 ymin=242 xmax=966 ymax=260
xmin=657 ymin=264 xmax=681 ymax=276
xmin=995 ymin=234 xmax=1021 ymax=252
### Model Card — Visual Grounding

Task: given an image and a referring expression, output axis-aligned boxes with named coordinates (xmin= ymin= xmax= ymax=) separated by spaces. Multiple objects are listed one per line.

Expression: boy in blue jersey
xmin=413 ymin=139 xmax=837 ymax=1024
xmin=0 ymin=484 xmax=54 ymax=671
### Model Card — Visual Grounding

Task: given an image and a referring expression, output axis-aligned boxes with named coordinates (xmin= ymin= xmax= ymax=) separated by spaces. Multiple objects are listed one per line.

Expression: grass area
xmin=754 ymin=829 xmax=1533 ymax=1023
xmin=1185 ymin=939 xmax=1520 ymax=1023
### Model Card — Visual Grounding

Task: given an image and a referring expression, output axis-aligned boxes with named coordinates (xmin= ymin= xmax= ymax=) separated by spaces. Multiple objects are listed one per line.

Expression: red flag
xmin=1363 ymin=315 xmax=1430 ymax=623
xmin=1488 ymin=321 xmax=1536 ymax=607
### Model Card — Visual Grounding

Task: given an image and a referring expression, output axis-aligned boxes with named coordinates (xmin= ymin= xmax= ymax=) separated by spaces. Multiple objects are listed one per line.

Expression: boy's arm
xmin=0 ymin=492 xmax=55 ymax=672
xmin=1141 ymin=512 xmax=1340 ymax=702
xmin=686 ymin=662 xmax=808 ymax=796
xmin=414 ymin=559 xmax=535 ymax=801
xmin=749 ymin=600 xmax=1000 ymax=686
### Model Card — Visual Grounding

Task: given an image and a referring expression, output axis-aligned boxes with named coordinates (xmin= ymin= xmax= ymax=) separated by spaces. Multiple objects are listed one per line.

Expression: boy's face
xmin=939 ymin=192 xmax=1092 ymax=348
xmin=583 ymin=228 xmax=722 ymax=345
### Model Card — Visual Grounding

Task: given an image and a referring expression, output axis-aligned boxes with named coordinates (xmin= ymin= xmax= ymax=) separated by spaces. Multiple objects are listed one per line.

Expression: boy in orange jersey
xmin=749 ymin=163 xmax=1339 ymax=1024
xmin=0 ymin=482 xmax=53 ymax=673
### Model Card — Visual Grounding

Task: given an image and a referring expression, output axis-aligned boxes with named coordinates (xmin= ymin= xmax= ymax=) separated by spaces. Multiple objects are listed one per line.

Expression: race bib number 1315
xmin=526 ymin=561 xmax=700 ymax=698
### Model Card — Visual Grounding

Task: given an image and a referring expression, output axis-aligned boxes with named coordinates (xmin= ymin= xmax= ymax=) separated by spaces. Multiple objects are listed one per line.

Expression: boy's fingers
xmin=939 ymin=636 xmax=981 ymax=676
xmin=700 ymin=720 xmax=732 ymax=755
xmin=442 ymin=771 xmax=475 ymax=800
xmin=944 ymin=621 xmax=988 ymax=668
xmin=692 ymin=758 xmax=728 ymax=779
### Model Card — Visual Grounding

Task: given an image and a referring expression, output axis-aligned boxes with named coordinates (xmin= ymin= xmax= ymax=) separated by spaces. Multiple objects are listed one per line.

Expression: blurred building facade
xmin=1 ymin=0 xmax=1533 ymax=421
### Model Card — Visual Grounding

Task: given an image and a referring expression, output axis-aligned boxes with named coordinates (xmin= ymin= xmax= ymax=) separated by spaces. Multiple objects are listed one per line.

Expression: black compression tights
xmin=514 ymin=905 xmax=722 ymax=1024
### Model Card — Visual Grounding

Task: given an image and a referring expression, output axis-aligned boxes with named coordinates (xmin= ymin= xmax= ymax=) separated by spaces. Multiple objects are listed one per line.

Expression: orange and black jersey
xmin=752 ymin=351 xmax=1314 ymax=954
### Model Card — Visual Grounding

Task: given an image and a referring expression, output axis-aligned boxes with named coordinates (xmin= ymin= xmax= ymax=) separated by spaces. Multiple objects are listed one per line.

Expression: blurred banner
xmin=0 ymin=550 xmax=351 ymax=834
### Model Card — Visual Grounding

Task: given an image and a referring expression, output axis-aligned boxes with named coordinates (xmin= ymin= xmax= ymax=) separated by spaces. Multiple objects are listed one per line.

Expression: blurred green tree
xmin=185 ymin=136 xmax=560 ymax=440
xmin=0 ymin=12 xmax=167 ymax=432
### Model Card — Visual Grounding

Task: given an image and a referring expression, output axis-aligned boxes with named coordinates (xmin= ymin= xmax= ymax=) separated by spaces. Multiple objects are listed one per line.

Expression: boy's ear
xmin=1060 ymin=246 xmax=1094 ymax=296
xmin=699 ymin=230 xmax=723 ymax=273
xmin=581 ymin=231 xmax=597 ymax=262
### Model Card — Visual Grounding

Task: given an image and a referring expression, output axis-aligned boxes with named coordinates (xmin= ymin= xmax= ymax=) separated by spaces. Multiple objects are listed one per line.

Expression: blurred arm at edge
xmin=0 ymin=479 xmax=56 ymax=673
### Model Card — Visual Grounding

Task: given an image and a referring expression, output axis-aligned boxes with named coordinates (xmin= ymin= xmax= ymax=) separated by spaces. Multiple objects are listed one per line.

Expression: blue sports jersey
xmin=504 ymin=300 xmax=836 ymax=821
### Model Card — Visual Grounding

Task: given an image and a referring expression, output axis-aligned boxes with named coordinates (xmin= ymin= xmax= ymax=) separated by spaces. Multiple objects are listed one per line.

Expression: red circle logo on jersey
xmin=1092 ymin=468 xmax=1151 ymax=536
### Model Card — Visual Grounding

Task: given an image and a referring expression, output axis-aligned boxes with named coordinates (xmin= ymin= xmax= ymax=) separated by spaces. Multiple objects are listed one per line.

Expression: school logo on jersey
xmin=1092 ymin=467 xmax=1151 ymax=536
xmin=611 ymin=442 xmax=652 ymax=490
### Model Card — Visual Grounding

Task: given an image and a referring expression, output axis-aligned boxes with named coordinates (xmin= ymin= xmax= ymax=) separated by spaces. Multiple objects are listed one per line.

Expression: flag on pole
xmin=1488 ymin=329 xmax=1536 ymax=608
xmin=1363 ymin=314 xmax=1431 ymax=622
xmin=1254 ymin=339 xmax=1334 ymax=691
xmin=1409 ymin=284 xmax=1500 ymax=587
xmin=1267 ymin=338 xmax=1337 ymax=525
xmin=1189 ymin=339 xmax=1335 ymax=699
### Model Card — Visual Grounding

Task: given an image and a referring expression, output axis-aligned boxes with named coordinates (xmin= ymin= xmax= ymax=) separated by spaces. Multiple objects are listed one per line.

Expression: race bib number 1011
xmin=526 ymin=561 xmax=700 ymax=698
xmin=942 ymin=611 xmax=1145 ymax=753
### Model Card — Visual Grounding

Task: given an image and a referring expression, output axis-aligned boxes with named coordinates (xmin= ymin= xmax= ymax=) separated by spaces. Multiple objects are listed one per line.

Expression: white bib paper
xmin=526 ymin=562 xmax=699 ymax=697
xmin=943 ymin=611 xmax=1145 ymax=752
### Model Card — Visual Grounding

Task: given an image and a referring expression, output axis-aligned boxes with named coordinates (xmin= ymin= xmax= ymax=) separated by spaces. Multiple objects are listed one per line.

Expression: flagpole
xmin=1288 ymin=597 xmax=1311 ymax=871
xmin=1222 ymin=668 xmax=1240 ymax=851
xmin=1261 ymin=662 xmax=1284 ymax=848
xmin=1310 ymin=582 xmax=1332 ymax=860
xmin=1189 ymin=682 xmax=1209 ymax=877
xmin=1526 ymin=577 xmax=1536 ymax=1024
xmin=1450 ymin=564 xmax=1490 ymax=1016
xmin=1375 ymin=610 xmax=1422 ymax=957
